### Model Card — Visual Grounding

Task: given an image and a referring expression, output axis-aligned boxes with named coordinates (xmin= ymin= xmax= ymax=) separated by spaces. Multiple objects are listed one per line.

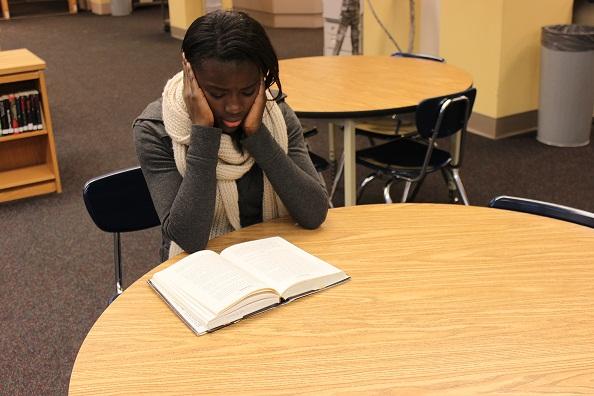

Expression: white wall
xmin=419 ymin=0 xmax=440 ymax=56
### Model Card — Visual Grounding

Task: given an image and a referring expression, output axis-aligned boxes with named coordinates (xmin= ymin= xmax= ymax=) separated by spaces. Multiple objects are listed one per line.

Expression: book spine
xmin=32 ymin=91 xmax=43 ymax=130
xmin=27 ymin=92 xmax=36 ymax=129
xmin=4 ymin=97 xmax=14 ymax=135
xmin=15 ymin=93 xmax=22 ymax=133
xmin=25 ymin=92 xmax=33 ymax=131
xmin=0 ymin=96 xmax=6 ymax=135
xmin=18 ymin=93 xmax=28 ymax=132
xmin=8 ymin=95 xmax=19 ymax=133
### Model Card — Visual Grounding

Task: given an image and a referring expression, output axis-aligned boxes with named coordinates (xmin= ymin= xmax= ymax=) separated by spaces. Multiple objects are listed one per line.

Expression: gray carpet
xmin=0 ymin=5 xmax=592 ymax=395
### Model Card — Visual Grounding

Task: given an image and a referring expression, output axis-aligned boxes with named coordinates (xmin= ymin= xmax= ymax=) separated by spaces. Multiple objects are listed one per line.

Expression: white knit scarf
xmin=162 ymin=71 xmax=288 ymax=258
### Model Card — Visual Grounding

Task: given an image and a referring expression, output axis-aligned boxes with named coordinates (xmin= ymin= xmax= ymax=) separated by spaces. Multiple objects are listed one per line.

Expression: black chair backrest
xmin=489 ymin=196 xmax=594 ymax=229
xmin=302 ymin=126 xmax=318 ymax=139
xmin=391 ymin=51 xmax=445 ymax=63
xmin=416 ymin=88 xmax=477 ymax=140
xmin=83 ymin=166 xmax=160 ymax=233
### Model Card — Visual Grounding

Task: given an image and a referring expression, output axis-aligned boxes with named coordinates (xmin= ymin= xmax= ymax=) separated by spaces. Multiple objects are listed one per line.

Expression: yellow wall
xmin=169 ymin=0 xmax=205 ymax=36
xmin=440 ymin=0 xmax=573 ymax=118
xmin=498 ymin=0 xmax=573 ymax=117
xmin=439 ymin=0 xmax=504 ymax=117
xmin=169 ymin=0 xmax=234 ymax=39
xmin=364 ymin=0 xmax=574 ymax=120
xmin=363 ymin=0 xmax=421 ymax=55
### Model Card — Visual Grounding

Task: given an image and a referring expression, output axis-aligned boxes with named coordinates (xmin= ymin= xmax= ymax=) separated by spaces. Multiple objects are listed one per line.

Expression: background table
xmin=279 ymin=56 xmax=473 ymax=206
xmin=70 ymin=204 xmax=594 ymax=395
xmin=1 ymin=0 xmax=77 ymax=19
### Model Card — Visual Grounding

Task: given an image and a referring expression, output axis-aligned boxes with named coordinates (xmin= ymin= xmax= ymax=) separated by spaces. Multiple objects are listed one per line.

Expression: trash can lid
xmin=542 ymin=24 xmax=594 ymax=51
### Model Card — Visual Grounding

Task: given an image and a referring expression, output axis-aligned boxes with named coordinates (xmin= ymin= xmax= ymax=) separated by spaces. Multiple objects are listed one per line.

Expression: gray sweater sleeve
xmin=134 ymin=100 xmax=328 ymax=257
xmin=134 ymin=122 xmax=221 ymax=255
xmin=241 ymin=101 xmax=328 ymax=229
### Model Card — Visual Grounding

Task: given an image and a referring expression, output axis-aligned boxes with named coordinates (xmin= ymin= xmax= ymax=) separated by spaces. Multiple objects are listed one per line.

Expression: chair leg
xmin=441 ymin=168 xmax=469 ymax=205
xmin=440 ymin=168 xmax=458 ymax=204
xmin=1 ymin=0 xmax=10 ymax=19
xmin=112 ymin=232 xmax=124 ymax=304
xmin=316 ymin=171 xmax=333 ymax=208
xmin=357 ymin=172 xmax=379 ymax=202
xmin=383 ymin=179 xmax=394 ymax=203
xmin=401 ymin=180 xmax=412 ymax=203
xmin=408 ymin=177 xmax=426 ymax=202
xmin=329 ymin=153 xmax=345 ymax=202
xmin=450 ymin=168 xmax=469 ymax=205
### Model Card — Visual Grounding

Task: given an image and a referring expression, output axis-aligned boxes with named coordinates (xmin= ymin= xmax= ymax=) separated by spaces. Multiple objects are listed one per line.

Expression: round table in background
xmin=279 ymin=56 xmax=473 ymax=205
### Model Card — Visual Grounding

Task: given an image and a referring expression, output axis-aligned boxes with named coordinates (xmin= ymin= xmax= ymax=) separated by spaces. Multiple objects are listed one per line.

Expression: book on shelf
xmin=0 ymin=90 xmax=43 ymax=136
xmin=149 ymin=236 xmax=350 ymax=335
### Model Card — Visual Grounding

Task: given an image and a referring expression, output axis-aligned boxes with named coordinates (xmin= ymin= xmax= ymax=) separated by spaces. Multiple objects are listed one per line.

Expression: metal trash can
xmin=111 ymin=0 xmax=132 ymax=16
xmin=538 ymin=24 xmax=594 ymax=147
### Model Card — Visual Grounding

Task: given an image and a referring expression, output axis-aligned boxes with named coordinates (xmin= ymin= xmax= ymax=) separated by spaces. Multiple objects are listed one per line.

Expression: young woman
xmin=133 ymin=10 xmax=329 ymax=261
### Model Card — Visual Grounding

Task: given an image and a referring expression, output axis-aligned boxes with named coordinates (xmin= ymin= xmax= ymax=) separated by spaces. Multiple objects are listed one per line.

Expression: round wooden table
xmin=279 ymin=56 xmax=473 ymax=205
xmin=70 ymin=204 xmax=594 ymax=395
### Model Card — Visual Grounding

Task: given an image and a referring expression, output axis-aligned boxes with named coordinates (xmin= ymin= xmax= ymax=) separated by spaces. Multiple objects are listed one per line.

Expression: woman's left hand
xmin=242 ymin=80 xmax=266 ymax=136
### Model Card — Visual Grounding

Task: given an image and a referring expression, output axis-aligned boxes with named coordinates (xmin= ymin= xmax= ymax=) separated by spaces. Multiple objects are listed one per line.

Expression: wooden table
xmin=70 ymin=204 xmax=594 ymax=395
xmin=279 ymin=56 xmax=473 ymax=206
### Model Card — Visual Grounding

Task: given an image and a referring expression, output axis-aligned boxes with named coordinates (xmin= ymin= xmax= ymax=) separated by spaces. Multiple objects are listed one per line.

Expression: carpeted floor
xmin=0 ymin=5 xmax=592 ymax=395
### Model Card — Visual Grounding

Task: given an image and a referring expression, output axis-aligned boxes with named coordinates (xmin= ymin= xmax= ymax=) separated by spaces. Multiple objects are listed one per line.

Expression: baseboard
xmin=468 ymin=110 xmax=538 ymax=140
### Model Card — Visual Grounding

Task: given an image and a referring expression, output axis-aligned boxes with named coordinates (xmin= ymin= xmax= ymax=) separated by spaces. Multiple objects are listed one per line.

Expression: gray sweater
xmin=133 ymin=97 xmax=328 ymax=261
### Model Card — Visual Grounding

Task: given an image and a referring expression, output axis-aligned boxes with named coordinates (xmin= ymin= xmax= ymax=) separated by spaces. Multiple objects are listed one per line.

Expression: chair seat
xmin=356 ymin=138 xmax=452 ymax=173
xmin=355 ymin=113 xmax=418 ymax=139
xmin=355 ymin=87 xmax=476 ymax=205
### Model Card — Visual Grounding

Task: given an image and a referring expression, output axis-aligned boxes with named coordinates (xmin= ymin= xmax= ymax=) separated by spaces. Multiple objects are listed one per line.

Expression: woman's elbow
xmin=297 ymin=200 xmax=328 ymax=229
xmin=161 ymin=218 xmax=208 ymax=254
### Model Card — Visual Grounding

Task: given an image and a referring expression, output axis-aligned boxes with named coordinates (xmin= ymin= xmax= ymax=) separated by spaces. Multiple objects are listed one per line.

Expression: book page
xmin=220 ymin=237 xmax=346 ymax=299
xmin=152 ymin=250 xmax=275 ymax=316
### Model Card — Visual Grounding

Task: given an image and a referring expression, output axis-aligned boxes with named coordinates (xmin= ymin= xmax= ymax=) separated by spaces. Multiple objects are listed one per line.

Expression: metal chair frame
xmin=329 ymin=52 xmax=447 ymax=202
xmin=489 ymin=196 xmax=594 ymax=228
xmin=83 ymin=166 xmax=160 ymax=302
xmin=303 ymin=125 xmax=334 ymax=208
xmin=356 ymin=88 xmax=475 ymax=205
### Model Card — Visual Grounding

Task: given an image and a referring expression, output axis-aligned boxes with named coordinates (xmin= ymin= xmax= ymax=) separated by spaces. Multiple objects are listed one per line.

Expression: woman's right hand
xmin=182 ymin=53 xmax=214 ymax=127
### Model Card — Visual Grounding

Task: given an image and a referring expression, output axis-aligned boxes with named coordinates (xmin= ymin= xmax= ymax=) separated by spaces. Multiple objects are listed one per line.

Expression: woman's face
xmin=195 ymin=59 xmax=261 ymax=134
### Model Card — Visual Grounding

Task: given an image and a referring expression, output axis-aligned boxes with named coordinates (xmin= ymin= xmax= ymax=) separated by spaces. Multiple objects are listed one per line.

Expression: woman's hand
xmin=242 ymin=80 xmax=266 ymax=137
xmin=182 ymin=52 xmax=214 ymax=127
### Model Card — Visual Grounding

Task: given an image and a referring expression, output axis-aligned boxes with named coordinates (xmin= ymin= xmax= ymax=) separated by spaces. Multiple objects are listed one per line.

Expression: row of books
xmin=0 ymin=90 xmax=44 ymax=136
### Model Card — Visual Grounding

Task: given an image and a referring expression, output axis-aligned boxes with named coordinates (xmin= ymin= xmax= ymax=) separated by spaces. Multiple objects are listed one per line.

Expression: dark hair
xmin=181 ymin=10 xmax=282 ymax=98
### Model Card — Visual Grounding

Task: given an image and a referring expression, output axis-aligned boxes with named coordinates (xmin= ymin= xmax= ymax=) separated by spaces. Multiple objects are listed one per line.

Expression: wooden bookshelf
xmin=0 ymin=129 xmax=47 ymax=142
xmin=0 ymin=49 xmax=62 ymax=203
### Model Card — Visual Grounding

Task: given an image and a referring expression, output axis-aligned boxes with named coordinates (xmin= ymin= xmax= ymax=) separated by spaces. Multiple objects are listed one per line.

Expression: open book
xmin=148 ymin=236 xmax=349 ymax=335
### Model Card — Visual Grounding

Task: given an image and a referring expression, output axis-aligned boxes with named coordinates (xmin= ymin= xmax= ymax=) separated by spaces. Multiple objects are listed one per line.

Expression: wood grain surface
xmin=70 ymin=204 xmax=594 ymax=395
xmin=279 ymin=56 xmax=473 ymax=117
xmin=0 ymin=49 xmax=45 ymax=76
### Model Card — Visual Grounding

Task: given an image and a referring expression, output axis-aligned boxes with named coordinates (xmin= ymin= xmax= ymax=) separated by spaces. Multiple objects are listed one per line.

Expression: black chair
xmin=356 ymin=87 xmax=477 ymax=205
xmin=328 ymin=52 xmax=447 ymax=202
xmin=354 ymin=52 xmax=446 ymax=144
xmin=83 ymin=166 xmax=160 ymax=302
xmin=303 ymin=125 xmax=333 ymax=208
xmin=489 ymin=196 xmax=594 ymax=228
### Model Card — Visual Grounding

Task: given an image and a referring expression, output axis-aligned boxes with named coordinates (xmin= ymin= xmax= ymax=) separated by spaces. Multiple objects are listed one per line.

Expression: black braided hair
xmin=181 ymin=10 xmax=282 ymax=99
